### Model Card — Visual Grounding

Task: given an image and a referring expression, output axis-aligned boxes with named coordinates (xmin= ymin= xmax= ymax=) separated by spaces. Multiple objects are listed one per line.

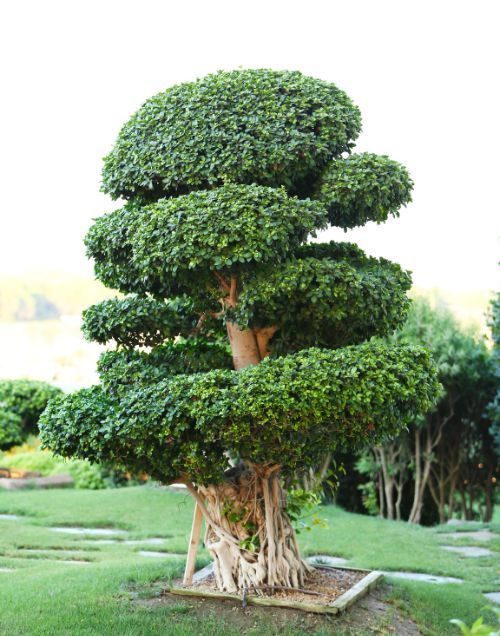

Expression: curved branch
xmin=213 ymin=271 xmax=231 ymax=292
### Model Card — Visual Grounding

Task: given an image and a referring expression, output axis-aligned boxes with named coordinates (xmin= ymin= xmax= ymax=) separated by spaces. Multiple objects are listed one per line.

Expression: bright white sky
xmin=0 ymin=0 xmax=498 ymax=292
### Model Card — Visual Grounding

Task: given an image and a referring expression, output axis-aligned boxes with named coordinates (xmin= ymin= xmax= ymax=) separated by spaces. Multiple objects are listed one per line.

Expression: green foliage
xmin=355 ymin=453 xmax=381 ymax=515
xmin=313 ymin=153 xmax=413 ymax=229
xmin=82 ymin=295 xmax=198 ymax=346
xmin=67 ymin=460 xmax=107 ymax=490
xmin=97 ymin=338 xmax=233 ymax=392
xmin=352 ymin=299 xmax=498 ymax=523
xmin=236 ymin=244 xmax=412 ymax=352
xmin=40 ymin=342 xmax=441 ymax=485
xmin=388 ymin=299 xmax=491 ymax=393
xmin=0 ymin=449 xmax=106 ymax=489
xmin=40 ymin=383 xmax=229 ymax=485
xmin=0 ymin=380 xmax=63 ymax=439
xmin=450 ymin=606 xmax=500 ymax=635
xmin=285 ymin=488 xmax=328 ymax=533
xmin=101 ymin=69 xmax=362 ymax=200
xmin=0 ymin=408 xmax=23 ymax=450
xmin=86 ymin=184 xmax=327 ymax=298
xmin=294 ymin=240 xmax=367 ymax=262
xmin=131 ymin=184 xmax=327 ymax=285
xmin=487 ymin=293 xmax=500 ymax=450
xmin=40 ymin=69 xmax=440 ymax=501
xmin=84 ymin=201 xmax=147 ymax=296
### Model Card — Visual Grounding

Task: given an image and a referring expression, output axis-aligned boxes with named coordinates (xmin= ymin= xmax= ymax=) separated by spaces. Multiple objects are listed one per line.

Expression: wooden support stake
xmin=183 ymin=501 xmax=203 ymax=585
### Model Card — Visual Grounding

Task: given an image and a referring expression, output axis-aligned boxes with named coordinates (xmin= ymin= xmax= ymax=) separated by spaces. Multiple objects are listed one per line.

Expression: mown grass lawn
xmin=0 ymin=486 xmax=498 ymax=635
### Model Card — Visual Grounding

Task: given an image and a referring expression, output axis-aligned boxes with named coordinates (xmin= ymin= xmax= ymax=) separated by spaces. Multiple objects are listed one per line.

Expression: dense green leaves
xmin=40 ymin=343 xmax=441 ymax=484
xmin=86 ymin=184 xmax=327 ymax=297
xmin=0 ymin=380 xmax=63 ymax=438
xmin=40 ymin=69 xmax=441 ymax=493
xmin=0 ymin=409 xmax=23 ymax=450
xmin=130 ymin=184 xmax=328 ymax=292
xmin=85 ymin=202 xmax=147 ymax=296
xmin=102 ymin=69 xmax=362 ymax=200
xmin=217 ymin=343 xmax=441 ymax=470
xmin=97 ymin=339 xmax=233 ymax=392
xmin=40 ymin=383 xmax=229 ymax=484
xmin=313 ymin=153 xmax=413 ymax=229
xmin=388 ymin=299 xmax=491 ymax=392
xmin=82 ymin=295 xmax=198 ymax=346
xmin=487 ymin=293 xmax=500 ymax=449
xmin=236 ymin=243 xmax=412 ymax=352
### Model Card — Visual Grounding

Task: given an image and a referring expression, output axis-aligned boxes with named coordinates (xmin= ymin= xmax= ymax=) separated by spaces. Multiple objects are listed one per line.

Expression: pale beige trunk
xmin=189 ymin=467 xmax=310 ymax=594
xmin=226 ymin=321 xmax=261 ymax=370
xmin=206 ymin=276 xmax=304 ymax=592
xmin=254 ymin=326 xmax=278 ymax=360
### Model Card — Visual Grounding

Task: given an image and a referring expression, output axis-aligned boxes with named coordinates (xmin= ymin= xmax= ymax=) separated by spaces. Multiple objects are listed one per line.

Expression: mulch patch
xmin=189 ymin=566 xmax=365 ymax=606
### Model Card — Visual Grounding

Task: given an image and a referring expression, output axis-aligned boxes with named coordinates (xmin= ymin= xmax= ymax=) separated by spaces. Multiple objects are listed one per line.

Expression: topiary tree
xmin=40 ymin=69 xmax=441 ymax=593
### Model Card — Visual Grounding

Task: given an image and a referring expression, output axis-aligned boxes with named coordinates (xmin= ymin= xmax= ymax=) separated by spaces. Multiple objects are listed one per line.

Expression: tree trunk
xmin=187 ymin=465 xmax=310 ymax=594
xmin=459 ymin=488 xmax=467 ymax=519
xmin=378 ymin=472 xmax=385 ymax=518
xmin=226 ymin=321 xmax=261 ymax=370
xmin=254 ymin=326 xmax=278 ymax=360
xmin=408 ymin=428 xmax=422 ymax=523
xmin=300 ymin=453 xmax=331 ymax=493
xmin=408 ymin=419 xmax=445 ymax=524
xmin=395 ymin=480 xmax=404 ymax=521
xmin=209 ymin=277 xmax=308 ymax=592
xmin=483 ymin=473 xmax=493 ymax=523
xmin=429 ymin=464 xmax=447 ymax=524
xmin=448 ymin=473 xmax=457 ymax=520
xmin=378 ymin=447 xmax=395 ymax=520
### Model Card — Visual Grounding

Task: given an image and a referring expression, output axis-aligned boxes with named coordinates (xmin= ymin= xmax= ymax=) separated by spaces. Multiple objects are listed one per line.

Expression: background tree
xmin=487 ymin=292 xmax=500 ymax=452
xmin=356 ymin=299 xmax=497 ymax=524
xmin=40 ymin=70 xmax=440 ymax=593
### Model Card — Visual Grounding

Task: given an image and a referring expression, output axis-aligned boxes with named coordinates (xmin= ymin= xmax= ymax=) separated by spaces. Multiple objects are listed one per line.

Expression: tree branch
xmin=213 ymin=271 xmax=231 ymax=292
xmin=253 ymin=325 xmax=278 ymax=360
xmin=229 ymin=276 xmax=237 ymax=306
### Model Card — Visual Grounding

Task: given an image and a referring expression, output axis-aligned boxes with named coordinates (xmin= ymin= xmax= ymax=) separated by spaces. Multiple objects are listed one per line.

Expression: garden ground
xmin=0 ymin=486 xmax=498 ymax=635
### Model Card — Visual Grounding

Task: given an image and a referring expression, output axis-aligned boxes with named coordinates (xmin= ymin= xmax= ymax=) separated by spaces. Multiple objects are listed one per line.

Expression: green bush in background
xmin=0 ymin=380 xmax=63 ymax=451
xmin=0 ymin=447 xmax=106 ymax=489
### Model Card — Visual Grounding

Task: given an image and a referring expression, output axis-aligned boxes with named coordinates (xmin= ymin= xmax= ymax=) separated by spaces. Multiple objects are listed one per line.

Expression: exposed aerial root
xmin=189 ymin=464 xmax=310 ymax=594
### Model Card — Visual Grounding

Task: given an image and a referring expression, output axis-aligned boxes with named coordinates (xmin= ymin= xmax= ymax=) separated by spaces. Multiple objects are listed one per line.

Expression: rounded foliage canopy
xmin=82 ymin=295 xmax=199 ymax=347
xmin=102 ymin=69 xmax=362 ymax=199
xmin=313 ymin=153 xmax=413 ymax=229
xmin=86 ymin=184 xmax=327 ymax=298
xmin=236 ymin=242 xmax=412 ymax=352
xmin=0 ymin=380 xmax=63 ymax=438
xmin=40 ymin=342 xmax=440 ymax=484
xmin=0 ymin=408 xmax=23 ymax=451
xmin=97 ymin=339 xmax=233 ymax=391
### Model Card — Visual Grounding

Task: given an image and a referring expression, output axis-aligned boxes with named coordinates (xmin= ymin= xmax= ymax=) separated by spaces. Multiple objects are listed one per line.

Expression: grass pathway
xmin=0 ymin=486 xmax=498 ymax=635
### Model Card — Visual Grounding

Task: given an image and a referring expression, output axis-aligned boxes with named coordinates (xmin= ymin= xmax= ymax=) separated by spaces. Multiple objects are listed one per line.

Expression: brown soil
xmin=136 ymin=584 xmax=422 ymax=635
xmin=189 ymin=567 xmax=365 ymax=606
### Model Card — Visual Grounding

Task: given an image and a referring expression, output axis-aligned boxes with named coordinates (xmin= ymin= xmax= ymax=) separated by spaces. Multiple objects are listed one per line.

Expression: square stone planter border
xmin=165 ymin=565 xmax=383 ymax=614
